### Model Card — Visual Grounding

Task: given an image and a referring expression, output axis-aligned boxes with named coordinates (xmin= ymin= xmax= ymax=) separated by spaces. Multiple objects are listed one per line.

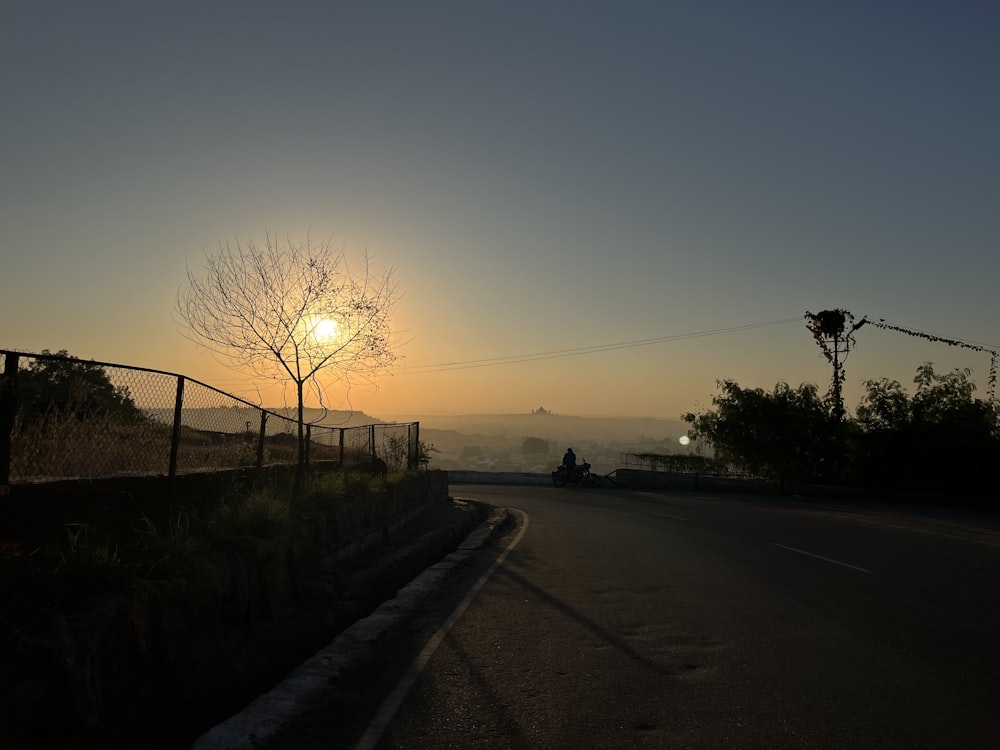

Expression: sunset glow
xmin=311 ymin=317 xmax=339 ymax=343
xmin=3 ymin=4 xmax=998 ymax=420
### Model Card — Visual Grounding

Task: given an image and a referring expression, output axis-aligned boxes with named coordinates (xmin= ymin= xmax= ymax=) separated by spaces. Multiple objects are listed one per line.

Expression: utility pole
xmin=805 ymin=309 xmax=865 ymax=421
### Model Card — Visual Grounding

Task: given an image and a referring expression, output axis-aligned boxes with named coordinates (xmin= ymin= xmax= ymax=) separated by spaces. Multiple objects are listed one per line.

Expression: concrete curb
xmin=447 ymin=470 xmax=551 ymax=485
xmin=191 ymin=505 xmax=512 ymax=750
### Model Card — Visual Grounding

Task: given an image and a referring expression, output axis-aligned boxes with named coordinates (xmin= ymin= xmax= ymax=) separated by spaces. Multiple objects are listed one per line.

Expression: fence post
xmin=411 ymin=421 xmax=420 ymax=469
xmin=369 ymin=424 xmax=376 ymax=456
xmin=338 ymin=427 xmax=344 ymax=465
xmin=0 ymin=353 xmax=20 ymax=491
xmin=256 ymin=411 xmax=267 ymax=468
xmin=305 ymin=423 xmax=312 ymax=467
xmin=168 ymin=376 xmax=185 ymax=478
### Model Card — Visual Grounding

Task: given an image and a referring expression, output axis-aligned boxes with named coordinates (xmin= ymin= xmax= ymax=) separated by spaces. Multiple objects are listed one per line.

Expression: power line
xmin=861 ymin=315 xmax=999 ymax=401
xmin=398 ymin=318 xmax=802 ymax=374
xmin=862 ymin=318 xmax=1000 ymax=353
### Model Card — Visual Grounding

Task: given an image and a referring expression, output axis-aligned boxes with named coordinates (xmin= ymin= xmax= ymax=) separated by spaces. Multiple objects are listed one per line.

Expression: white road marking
xmin=772 ymin=542 xmax=872 ymax=574
xmin=354 ymin=509 xmax=530 ymax=750
xmin=809 ymin=510 xmax=966 ymax=540
xmin=640 ymin=509 xmax=688 ymax=522
xmin=631 ymin=493 xmax=688 ymax=521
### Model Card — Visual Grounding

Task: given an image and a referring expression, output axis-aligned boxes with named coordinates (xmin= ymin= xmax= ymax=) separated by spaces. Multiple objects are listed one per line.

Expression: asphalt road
xmin=234 ymin=485 xmax=1000 ymax=749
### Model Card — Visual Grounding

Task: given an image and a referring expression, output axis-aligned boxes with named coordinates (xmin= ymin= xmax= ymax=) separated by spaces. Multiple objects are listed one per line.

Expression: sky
xmin=3 ymin=1 xmax=999 ymax=420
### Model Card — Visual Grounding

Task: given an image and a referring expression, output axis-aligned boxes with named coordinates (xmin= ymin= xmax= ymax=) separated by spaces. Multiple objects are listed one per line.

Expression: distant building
xmin=533 ymin=406 xmax=550 ymax=415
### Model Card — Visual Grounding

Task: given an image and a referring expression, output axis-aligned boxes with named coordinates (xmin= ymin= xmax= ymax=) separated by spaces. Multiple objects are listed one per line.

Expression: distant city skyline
xmin=3 ymin=2 xmax=998 ymax=420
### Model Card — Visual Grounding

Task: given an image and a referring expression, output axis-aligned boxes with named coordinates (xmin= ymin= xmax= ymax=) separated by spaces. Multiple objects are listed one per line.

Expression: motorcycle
xmin=551 ymin=460 xmax=597 ymax=487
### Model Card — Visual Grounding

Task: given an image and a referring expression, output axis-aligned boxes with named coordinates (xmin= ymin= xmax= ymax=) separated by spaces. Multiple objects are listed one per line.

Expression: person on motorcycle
xmin=562 ymin=448 xmax=577 ymax=469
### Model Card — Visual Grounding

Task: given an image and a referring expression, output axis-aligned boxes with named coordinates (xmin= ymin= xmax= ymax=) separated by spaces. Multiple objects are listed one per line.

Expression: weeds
xmin=1 ymin=467 xmax=418 ymax=648
xmin=11 ymin=411 xmax=173 ymax=480
xmin=47 ymin=511 xmax=208 ymax=594
xmin=342 ymin=471 xmax=383 ymax=498
xmin=55 ymin=524 xmax=126 ymax=580
xmin=206 ymin=490 xmax=291 ymax=540
xmin=132 ymin=510 xmax=205 ymax=580
xmin=40 ymin=524 xmax=134 ymax=615
xmin=9 ymin=411 xmax=349 ymax=482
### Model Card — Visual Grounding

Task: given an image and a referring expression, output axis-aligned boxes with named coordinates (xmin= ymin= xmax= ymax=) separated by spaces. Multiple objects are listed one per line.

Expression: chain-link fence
xmin=0 ymin=350 xmax=419 ymax=485
xmin=619 ymin=451 xmax=738 ymax=476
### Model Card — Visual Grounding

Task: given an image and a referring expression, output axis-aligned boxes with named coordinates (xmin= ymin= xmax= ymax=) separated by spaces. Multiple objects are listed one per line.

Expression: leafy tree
xmin=683 ymin=380 xmax=841 ymax=484
xmin=683 ymin=363 xmax=1000 ymax=493
xmin=520 ymin=436 xmax=550 ymax=456
xmin=417 ymin=440 xmax=439 ymax=469
xmin=854 ymin=363 xmax=998 ymax=486
xmin=176 ymin=233 xmax=400 ymax=481
xmin=17 ymin=350 xmax=145 ymax=423
xmin=858 ymin=363 xmax=996 ymax=435
xmin=855 ymin=377 xmax=911 ymax=431
xmin=911 ymin=363 xmax=990 ymax=428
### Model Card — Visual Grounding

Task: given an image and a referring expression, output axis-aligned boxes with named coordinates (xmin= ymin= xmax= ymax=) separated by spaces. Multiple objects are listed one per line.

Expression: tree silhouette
xmin=176 ymin=233 xmax=400 ymax=481
xmin=520 ymin=436 xmax=550 ymax=456
xmin=855 ymin=363 xmax=998 ymax=486
xmin=18 ymin=350 xmax=144 ymax=424
xmin=683 ymin=379 xmax=839 ymax=485
xmin=685 ymin=364 xmax=1000 ymax=493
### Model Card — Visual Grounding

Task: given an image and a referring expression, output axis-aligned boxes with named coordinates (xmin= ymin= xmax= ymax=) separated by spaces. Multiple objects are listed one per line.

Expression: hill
xmin=382 ymin=412 xmax=688 ymax=442
xmin=382 ymin=413 xmax=695 ymax=474
xmin=147 ymin=406 xmax=693 ymax=473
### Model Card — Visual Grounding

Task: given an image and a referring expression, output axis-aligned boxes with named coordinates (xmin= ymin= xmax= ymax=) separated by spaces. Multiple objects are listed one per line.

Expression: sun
xmin=311 ymin=317 xmax=339 ymax=341
xmin=679 ymin=435 xmax=691 ymax=446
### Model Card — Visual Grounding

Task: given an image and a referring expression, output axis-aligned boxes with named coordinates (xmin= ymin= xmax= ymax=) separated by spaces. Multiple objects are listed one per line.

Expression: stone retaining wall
xmin=0 ymin=470 xmax=450 ymax=750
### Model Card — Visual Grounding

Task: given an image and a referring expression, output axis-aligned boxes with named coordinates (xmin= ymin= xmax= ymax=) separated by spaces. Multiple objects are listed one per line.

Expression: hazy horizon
xmin=4 ymin=2 xmax=998 ymax=420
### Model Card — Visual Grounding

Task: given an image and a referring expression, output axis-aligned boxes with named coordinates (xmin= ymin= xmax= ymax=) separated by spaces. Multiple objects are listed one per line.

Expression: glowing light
xmin=311 ymin=317 xmax=339 ymax=341
xmin=316 ymin=319 xmax=338 ymax=338
xmin=679 ymin=435 xmax=691 ymax=446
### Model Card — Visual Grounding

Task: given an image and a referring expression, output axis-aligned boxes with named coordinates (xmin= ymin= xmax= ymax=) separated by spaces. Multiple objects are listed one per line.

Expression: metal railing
xmin=0 ymin=350 xmax=419 ymax=485
xmin=618 ymin=451 xmax=743 ymax=477
xmin=620 ymin=451 xmax=704 ymax=473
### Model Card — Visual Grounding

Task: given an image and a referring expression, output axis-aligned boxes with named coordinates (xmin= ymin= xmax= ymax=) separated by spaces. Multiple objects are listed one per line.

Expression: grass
xmin=9 ymin=412 xmax=350 ymax=481
xmin=0 ymin=467 xmax=412 ymax=651
xmin=10 ymin=412 xmax=174 ymax=479
xmin=205 ymin=490 xmax=291 ymax=541
xmin=54 ymin=523 xmax=132 ymax=592
xmin=131 ymin=509 xmax=206 ymax=580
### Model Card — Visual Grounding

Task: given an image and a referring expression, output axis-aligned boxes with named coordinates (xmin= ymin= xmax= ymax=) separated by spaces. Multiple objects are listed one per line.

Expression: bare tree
xmin=176 ymin=233 xmax=400 ymax=477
